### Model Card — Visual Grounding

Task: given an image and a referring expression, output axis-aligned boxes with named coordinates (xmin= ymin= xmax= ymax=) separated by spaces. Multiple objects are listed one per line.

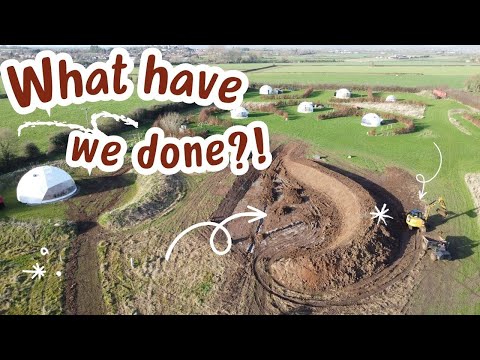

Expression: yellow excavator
xmin=406 ymin=197 xmax=448 ymax=232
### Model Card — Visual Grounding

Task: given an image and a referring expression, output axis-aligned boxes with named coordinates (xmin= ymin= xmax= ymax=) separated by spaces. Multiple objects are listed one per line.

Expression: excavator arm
xmin=424 ymin=197 xmax=447 ymax=221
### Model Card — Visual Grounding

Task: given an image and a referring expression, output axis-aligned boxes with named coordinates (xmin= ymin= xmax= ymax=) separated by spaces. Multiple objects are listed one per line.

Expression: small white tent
xmin=361 ymin=113 xmax=383 ymax=128
xmin=230 ymin=107 xmax=249 ymax=119
xmin=335 ymin=88 xmax=351 ymax=99
xmin=386 ymin=95 xmax=396 ymax=102
xmin=297 ymin=102 xmax=314 ymax=113
xmin=260 ymin=85 xmax=277 ymax=95
xmin=17 ymin=166 xmax=77 ymax=205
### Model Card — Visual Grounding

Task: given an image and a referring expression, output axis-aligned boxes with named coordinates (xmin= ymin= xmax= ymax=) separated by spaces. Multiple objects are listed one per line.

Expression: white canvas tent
xmin=361 ymin=113 xmax=383 ymax=127
xmin=259 ymin=85 xmax=277 ymax=95
xmin=335 ymin=88 xmax=351 ymax=99
xmin=17 ymin=166 xmax=77 ymax=205
xmin=386 ymin=95 xmax=396 ymax=102
xmin=230 ymin=107 xmax=249 ymax=119
xmin=297 ymin=102 xmax=314 ymax=113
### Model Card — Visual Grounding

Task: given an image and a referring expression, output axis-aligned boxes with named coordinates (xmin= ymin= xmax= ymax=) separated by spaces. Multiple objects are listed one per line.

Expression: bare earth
xmin=349 ymin=102 xmax=426 ymax=119
xmin=465 ymin=174 xmax=480 ymax=223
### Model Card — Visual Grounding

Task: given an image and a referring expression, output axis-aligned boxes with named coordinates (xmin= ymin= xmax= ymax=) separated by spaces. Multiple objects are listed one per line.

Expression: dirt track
xmin=211 ymin=142 xmax=424 ymax=314
xmin=65 ymin=169 xmax=133 ymax=315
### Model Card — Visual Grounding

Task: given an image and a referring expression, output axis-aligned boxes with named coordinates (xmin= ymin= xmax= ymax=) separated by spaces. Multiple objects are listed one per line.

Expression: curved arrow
xmin=165 ymin=206 xmax=267 ymax=261
xmin=416 ymin=142 xmax=443 ymax=200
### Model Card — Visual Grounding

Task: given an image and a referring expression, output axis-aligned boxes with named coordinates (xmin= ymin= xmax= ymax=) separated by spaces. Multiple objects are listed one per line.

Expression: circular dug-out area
xmin=216 ymin=142 xmax=421 ymax=313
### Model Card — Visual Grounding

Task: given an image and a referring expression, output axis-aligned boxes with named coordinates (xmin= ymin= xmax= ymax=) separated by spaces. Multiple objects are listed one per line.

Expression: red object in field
xmin=433 ymin=89 xmax=447 ymax=99
xmin=0 ymin=195 xmax=4 ymax=209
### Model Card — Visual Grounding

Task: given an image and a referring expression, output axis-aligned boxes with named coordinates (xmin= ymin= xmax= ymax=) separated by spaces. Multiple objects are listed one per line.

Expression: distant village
xmin=1 ymin=45 xmax=480 ymax=65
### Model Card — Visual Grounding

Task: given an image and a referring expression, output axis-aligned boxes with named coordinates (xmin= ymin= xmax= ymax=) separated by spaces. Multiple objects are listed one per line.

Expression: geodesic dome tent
xmin=297 ymin=102 xmax=314 ymax=113
xmin=230 ymin=107 xmax=249 ymax=119
xmin=335 ymin=88 xmax=351 ymax=99
xmin=259 ymin=85 xmax=277 ymax=95
xmin=386 ymin=95 xmax=396 ymax=102
xmin=17 ymin=166 xmax=77 ymax=205
xmin=361 ymin=113 xmax=383 ymax=127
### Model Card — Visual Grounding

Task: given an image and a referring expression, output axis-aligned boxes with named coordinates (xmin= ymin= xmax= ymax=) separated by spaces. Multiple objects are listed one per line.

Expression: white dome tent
xmin=259 ymin=85 xmax=278 ymax=95
xmin=297 ymin=102 xmax=314 ymax=113
xmin=230 ymin=107 xmax=249 ymax=119
xmin=386 ymin=95 xmax=397 ymax=102
xmin=361 ymin=113 xmax=383 ymax=128
xmin=17 ymin=166 xmax=77 ymax=205
xmin=335 ymin=88 xmax=351 ymax=99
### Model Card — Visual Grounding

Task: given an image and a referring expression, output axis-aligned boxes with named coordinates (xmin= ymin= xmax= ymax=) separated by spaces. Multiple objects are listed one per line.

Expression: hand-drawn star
xmin=370 ymin=203 xmax=393 ymax=226
xmin=22 ymin=263 xmax=46 ymax=280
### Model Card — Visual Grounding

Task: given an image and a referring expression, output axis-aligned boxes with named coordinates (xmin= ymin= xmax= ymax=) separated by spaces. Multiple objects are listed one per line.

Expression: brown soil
xmin=64 ymin=168 xmax=133 ymax=315
xmin=211 ymin=142 xmax=424 ymax=314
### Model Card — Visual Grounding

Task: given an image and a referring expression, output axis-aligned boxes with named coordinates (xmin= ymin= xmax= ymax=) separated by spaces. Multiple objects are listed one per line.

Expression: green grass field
xmin=245 ymin=64 xmax=480 ymax=88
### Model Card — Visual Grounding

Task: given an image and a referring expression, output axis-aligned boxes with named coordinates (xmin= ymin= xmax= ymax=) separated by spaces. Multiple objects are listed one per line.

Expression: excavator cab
xmin=406 ymin=209 xmax=426 ymax=231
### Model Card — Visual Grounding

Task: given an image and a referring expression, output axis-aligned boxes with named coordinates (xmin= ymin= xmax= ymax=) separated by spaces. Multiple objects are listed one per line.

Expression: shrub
xmin=251 ymin=82 xmax=422 ymax=93
xmin=153 ymin=112 xmax=185 ymax=136
xmin=24 ymin=142 xmax=42 ymax=160
xmin=0 ymin=128 xmax=18 ymax=172
xmin=465 ymin=74 xmax=480 ymax=93
xmin=96 ymin=117 xmax=124 ymax=135
xmin=48 ymin=131 xmax=71 ymax=154
xmin=318 ymin=105 xmax=364 ymax=120
xmin=375 ymin=110 xmax=416 ymax=134
xmin=126 ymin=108 xmax=148 ymax=122
xmin=446 ymin=89 xmax=480 ymax=111
xmin=243 ymin=102 xmax=288 ymax=119
xmin=302 ymin=86 xmax=314 ymax=98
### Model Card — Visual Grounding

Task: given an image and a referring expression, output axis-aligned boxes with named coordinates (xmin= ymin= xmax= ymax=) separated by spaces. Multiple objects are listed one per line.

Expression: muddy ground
xmin=207 ymin=142 xmax=424 ymax=314
xmin=65 ymin=141 xmax=428 ymax=315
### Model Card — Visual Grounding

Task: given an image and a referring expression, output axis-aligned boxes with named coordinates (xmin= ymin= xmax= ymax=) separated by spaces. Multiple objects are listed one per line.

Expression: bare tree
xmin=153 ymin=112 xmax=185 ymax=136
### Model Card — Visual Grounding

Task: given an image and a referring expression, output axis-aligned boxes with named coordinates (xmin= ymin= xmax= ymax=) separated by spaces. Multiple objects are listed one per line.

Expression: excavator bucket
xmin=437 ymin=208 xmax=448 ymax=217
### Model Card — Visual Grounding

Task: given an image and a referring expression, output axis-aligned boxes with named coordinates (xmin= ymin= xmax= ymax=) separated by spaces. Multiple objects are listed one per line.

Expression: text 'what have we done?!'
xmin=0 ymin=48 xmax=249 ymax=115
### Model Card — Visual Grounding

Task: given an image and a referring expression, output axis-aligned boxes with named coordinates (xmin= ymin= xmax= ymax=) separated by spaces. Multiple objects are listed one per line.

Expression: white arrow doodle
xmin=416 ymin=142 xmax=443 ymax=200
xmin=165 ymin=206 xmax=267 ymax=261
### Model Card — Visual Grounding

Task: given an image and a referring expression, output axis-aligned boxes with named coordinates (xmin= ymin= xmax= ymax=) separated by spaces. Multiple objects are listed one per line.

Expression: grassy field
xmin=0 ymin=220 xmax=76 ymax=314
xmin=245 ymin=64 xmax=480 ymax=88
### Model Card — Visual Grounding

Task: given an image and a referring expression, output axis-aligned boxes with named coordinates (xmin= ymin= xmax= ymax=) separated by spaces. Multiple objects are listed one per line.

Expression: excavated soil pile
xmin=218 ymin=142 xmax=417 ymax=312
xmin=256 ymin=145 xmax=400 ymax=295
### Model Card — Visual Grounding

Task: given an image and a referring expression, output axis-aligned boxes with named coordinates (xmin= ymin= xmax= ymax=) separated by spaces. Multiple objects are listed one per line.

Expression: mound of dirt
xmin=258 ymin=146 xmax=400 ymax=294
xmin=103 ymin=173 xmax=185 ymax=229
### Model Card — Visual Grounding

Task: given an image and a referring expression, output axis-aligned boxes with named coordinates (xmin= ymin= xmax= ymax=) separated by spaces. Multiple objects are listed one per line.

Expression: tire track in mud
xmin=65 ymin=167 xmax=133 ymax=315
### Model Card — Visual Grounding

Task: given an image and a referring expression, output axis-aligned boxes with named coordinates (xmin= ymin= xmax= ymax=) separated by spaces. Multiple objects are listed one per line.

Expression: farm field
xmin=245 ymin=64 xmax=480 ymax=88
xmin=1 ymin=55 xmax=480 ymax=315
